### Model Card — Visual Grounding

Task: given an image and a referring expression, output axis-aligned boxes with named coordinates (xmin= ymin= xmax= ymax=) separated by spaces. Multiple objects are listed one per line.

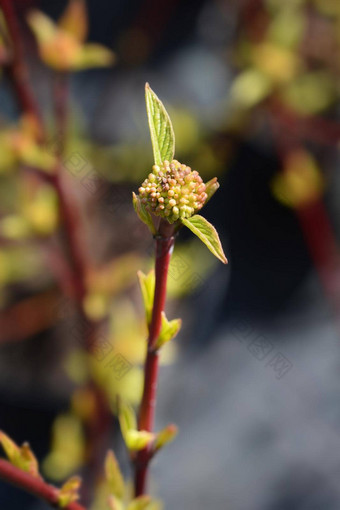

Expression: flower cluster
xmin=138 ymin=160 xmax=208 ymax=223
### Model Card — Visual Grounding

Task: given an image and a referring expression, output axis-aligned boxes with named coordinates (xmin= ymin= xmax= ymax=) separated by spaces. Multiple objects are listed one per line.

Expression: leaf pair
xmin=0 ymin=115 xmax=56 ymax=173
xmin=155 ymin=312 xmax=182 ymax=350
xmin=105 ymin=451 xmax=162 ymax=510
xmin=137 ymin=270 xmax=155 ymax=327
xmin=27 ymin=0 xmax=115 ymax=71
xmin=138 ymin=270 xmax=182 ymax=349
xmin=58 ymin=476 xmax=82 ymax=507
xmin=0 ymin=431 xmax=39 ymax=478
xmin=118 ymin=400 xmax=177 ymax=453
xmin=118 ymin=399 xmax=154 ymax=451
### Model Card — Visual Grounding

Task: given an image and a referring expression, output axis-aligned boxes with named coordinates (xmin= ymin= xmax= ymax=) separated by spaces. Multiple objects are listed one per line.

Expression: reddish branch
xmin=0 ymin=0 xmax=44 ymax=140
xmin=0 ymin=0 xmax=87 ymax=300
xmin=134 ymin=222 xmax=175 ymax=496
xmin=0 ymin=3 xmax=111 ymax=503
xmin=297 ymin=201 xmax=340 ymax=323
xmin=51 ymin=68 xmax=89 ymax=302
xmin=270 ymin=101 xmax=340 ymax=147
xmin=51 ymin=72 xmax=112 ymax=502
xmin=272 ymin=115 xmax=340 ymax=331
xmin=0 ymin=459 xmax=86 ymax=510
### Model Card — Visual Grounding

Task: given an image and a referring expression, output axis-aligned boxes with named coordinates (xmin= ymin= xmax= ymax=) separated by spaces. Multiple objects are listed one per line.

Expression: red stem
xmin=52 ymin=172 xmax=88 ymax=301
xmin=51 ymin=72 xmax=112 ymax=503
xmin=51 ymin=71 xmax=89 ymax=301
xmin=0 ymin=0 xmax=44 ymax=140
xmin=54 ymin=72 xmax=69 ymax=158
xmin=296 ymin=201 xmax=340 ymax=323
xmin=134 ymin=232 xmax=175 ymax=496
xmin=0 ymin=459 xmax=86 ymax=510
xmin=0 ymin=5 xmax=110 ymax=504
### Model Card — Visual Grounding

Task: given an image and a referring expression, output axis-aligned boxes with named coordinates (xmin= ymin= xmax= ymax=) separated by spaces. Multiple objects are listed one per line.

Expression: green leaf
xmin=19 ymin=443 xmax=40 ymax=478
xmin=59 ymin=0 xmax=88 ymax=43
xmin=125 ymin=430 xmax=154 ymax=451
xmin=27 ymin=10 xmax=58 ymax=44
xmin=0 ymin=432 xmax=40 ymax=478
xmin=105 ymin=450 xmax=124 ymax=499
xmin=118 ymin=399 xmax=154 ymax=451
xmin=137 ymin=270 xmax=155 ymax=326
xmin=108 ymin=495 xmax=124 ymax=510
xmin=154 ymin=312 xmax=181 ymax=350
xmin=145 ymin=83 xmax=175 ymax=166
xmin=127 ymin=496 xmax=162 ymax=510
xmin=204 ymin=177 xmax=220 ymax=203
xmin=0 ymin=431 xmax=20 ymax=464
xmin=58 ymin=476 xmax=81 ymax=508
xmin=182 ymin=215 xmax=228 ymax=264
xmin=132 ymin=193 xmax=156 ymax=235
xmin=154 ymin=424 xmax=178 ymax=451
xmin=118 ymin=399 xmax=137 ymax=436
xmin=75 ymin=43 xmax=115 ymax=69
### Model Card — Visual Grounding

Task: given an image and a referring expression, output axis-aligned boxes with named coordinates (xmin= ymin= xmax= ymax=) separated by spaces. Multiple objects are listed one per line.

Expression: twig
xmin=0 ymin=459 xmax=86 ymax=510
xmin=0 ymin=4 xmax=111 ymax=503
xmin=134 ymin=221 xmax=175 ymax=496
xmin=51 ymin=70 xmax=112 ymax=503
xmin=0 ymin=0 xmax=44 ymax=140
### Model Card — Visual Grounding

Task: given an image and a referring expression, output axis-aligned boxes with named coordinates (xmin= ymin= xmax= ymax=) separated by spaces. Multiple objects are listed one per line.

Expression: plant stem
xmin=134 ymin=225 xmax=175 ymax=496
xmin=51 ymin=71 xmax=112 ymax=503
xmin=53 ymin=72 xmax=69 ymax=159
xmin=0 ymin=6 xmax=110 ymax=504
xmin=0 ymin=0 xmax=44 ymax=140
xmin=0 ymin=459 xmax=86 ymax=510
xmin=51 ymin=71 xmax=89 ymax=302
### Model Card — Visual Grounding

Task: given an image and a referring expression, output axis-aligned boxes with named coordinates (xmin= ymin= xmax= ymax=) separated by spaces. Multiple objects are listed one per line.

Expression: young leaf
xmin=59 ymin=0 xmax=88 ymax=43
xmin=118 ymin=399 xmax=154 ymax=451
xmin=154 ymin=312 xmax=181 ymax=350
xmin=125 ymin=430 xmax=155 ymax=451
xmin=145 ymin=83 xmax=175 ymax=166
xmin=27 ymin=10 xmax=58 ymax=44
xmin=75 ymin=43 xmax=115 ymax=69
xmin=0 ymin=431 xmax=20 ymax=464
xmin=154 ymin=424 xmax=178 ymax=451
xmin=132 ymin=193 xmax=156 ymax=235
xmin=127 ymin=495 xmax=162 ymax=510
xmin=20 ymin=443 xmax=40 ymax=478
xmin=137 ymin=270 xmax=155 ymax=326
xmin=58 ymin=476 xmax=81 ymax=507
xmin=181 ymin=215 xmax=228 ymax=264
xmin=0 ymin=432 xmax=39 ymax=477
xmin=118 ymin=399 xmax=137 ymax=436
xmin=105 ymin=450 xmax=124 ymax=499
xmin=204 ymin=177 xmax=220 ymax=203
xmin=108 ymin=495 xmax=124 ymax=510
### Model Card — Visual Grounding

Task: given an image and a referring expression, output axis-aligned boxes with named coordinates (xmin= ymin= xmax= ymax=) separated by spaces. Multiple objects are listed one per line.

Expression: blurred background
xmin=0 ymin=0 xmax=340 ymax=508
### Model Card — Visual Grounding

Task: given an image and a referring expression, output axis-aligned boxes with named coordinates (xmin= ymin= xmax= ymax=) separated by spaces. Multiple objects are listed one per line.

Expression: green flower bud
xmin=138 ymin=160 xmax=209 ymax=224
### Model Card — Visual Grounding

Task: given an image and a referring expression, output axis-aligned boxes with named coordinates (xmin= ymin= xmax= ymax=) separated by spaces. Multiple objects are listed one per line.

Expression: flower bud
xmin=138 ymin=160 xmax=209 ymax=223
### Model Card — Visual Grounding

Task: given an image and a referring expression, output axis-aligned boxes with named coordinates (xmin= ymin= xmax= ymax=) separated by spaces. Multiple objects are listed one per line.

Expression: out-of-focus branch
xmin=0 ymin=0 xmax=44 ymax=140
xmin=0 ymin=459 xmax=86 ymax=510
xmin=0 ymin=4 xmax=111 ymax=503
xmin=270 ymin=100 xmax=340 ymax=147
